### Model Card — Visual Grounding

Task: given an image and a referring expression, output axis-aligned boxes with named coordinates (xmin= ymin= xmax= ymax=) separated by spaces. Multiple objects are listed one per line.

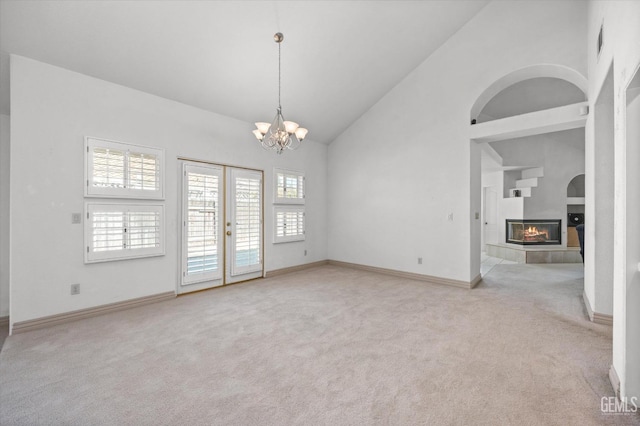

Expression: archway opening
xmin=474 ymin=65 xmax=587 ymax=276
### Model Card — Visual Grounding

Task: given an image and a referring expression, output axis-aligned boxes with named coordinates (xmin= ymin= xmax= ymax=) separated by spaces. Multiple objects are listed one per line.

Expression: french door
xmin=179 ymin=162 xmax=263 ymax=293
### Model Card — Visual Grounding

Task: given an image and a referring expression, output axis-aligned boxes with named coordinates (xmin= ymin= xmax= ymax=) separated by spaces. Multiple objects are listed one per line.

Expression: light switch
xmin=72 ymin=213 xmax=82 ymax=224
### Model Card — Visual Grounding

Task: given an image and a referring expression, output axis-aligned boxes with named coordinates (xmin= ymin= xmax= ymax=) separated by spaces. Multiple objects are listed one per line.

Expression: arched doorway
xmin=470 ymin=64 xmax=588 ymax=275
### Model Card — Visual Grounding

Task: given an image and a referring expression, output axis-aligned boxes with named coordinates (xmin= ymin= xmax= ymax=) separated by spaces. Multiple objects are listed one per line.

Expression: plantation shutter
xmin=275 ymin=169 xmax=305 ymax=203
xmin=86 ymin=203 xmax=163 ymax=263
xmin=275 ymin=207 xmax=305 ymax=242
xmin=127 ymin=152 xmax=160 ymax=191
xmin=231 ymin=169 xmax=262 ymax=276
xmin=86 ymin=137 xmax=164 ymax=199
xmin=182 ymin=164 xmax=222 ymax=285
xmin=92 ymin=147 xmax=126 ymax=190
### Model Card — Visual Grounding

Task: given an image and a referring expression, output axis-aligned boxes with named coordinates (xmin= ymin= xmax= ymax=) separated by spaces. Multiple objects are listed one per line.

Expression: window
xmin=273 ymin=168 xmax=305 ymax=244
xmin=274 ymin=168 xmax=305 ymax=204
xmin=274 ymin=206 xmax=305 ymax=243
xmin=85 ymin=137 xmax=164 ymax=199
xmin=85 ymin=203 xmax=164 ymax=263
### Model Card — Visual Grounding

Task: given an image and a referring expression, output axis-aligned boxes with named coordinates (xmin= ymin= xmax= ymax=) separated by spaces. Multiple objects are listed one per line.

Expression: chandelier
xmin=253 ymin=32 xmax=308 ymax=154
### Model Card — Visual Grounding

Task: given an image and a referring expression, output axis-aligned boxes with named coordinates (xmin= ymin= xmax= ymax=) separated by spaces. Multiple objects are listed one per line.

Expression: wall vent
xmin=597 ymin=24 xmax=604 ymax=57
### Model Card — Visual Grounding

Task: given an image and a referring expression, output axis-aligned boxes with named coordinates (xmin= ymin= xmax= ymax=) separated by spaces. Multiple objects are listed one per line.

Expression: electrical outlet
xmin=448 ymin=213 xmax=454 ymax=221
xmin=71 ymin=213 xmax=82 ymax=224
xmin=304 ymin=249 xmax=307 ymax=256
xmin=418 ymin=257 xmax=423 ymax=265
xmin=70 ymin=283 xmax=80 ymax=295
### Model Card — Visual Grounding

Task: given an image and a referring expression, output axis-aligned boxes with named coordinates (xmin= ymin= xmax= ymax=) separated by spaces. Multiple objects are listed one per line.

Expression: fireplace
xmin=506 ymin=219 xmax=561 ymax=245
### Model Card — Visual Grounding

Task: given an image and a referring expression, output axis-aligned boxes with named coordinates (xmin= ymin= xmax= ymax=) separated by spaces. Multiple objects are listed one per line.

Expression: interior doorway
xmin=482 ymin=186 xmax=498 ymax=248
xmin=471 ymin=65 xmax=588 ymax=276
xmin=179 ymin=161 xmax=263 ymax=294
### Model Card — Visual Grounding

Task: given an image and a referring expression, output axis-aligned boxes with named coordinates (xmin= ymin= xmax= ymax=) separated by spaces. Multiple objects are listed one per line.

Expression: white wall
xmin=0 ymin=113 xmax=9 ymax=317
xmin=624 ymin=79 xmax=640 ymax=402
xmin=9 ymin=55 xmax=328 ymax=327
xmin=587 ymin=67 xmax=615 ymax=317
xmin=328 ymin=0 xmax=586 ymax=283
xmin=587 ymin=0 xmax=640 ymax=401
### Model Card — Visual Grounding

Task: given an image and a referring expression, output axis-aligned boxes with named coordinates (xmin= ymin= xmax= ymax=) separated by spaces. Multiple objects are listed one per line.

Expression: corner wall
xmin=0 ymin=113 xmax=9 ymax=317
xmin=327 ymin=1 xmax=586 ymax=282
xmin=9 ymin=55 xmax=328 ymax=328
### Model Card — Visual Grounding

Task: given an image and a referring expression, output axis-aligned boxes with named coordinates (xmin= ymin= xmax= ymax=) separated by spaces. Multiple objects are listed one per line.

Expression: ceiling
xmin=0 ymin=0 xmax=489 ymax=144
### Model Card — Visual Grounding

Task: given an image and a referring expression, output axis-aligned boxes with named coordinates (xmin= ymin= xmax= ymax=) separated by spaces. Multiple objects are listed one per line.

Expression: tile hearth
xmin=485 ymin=243 xmax=582 ymax=264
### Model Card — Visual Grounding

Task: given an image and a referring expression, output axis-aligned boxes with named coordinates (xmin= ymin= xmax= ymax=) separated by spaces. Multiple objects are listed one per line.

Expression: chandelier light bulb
xmin=255 ymin=122 xmax=271 ymax=134
xmin=295 ymin=128 xmax=308 ymax=141
xmin=283 ymin=121 xmax=299 ymax=134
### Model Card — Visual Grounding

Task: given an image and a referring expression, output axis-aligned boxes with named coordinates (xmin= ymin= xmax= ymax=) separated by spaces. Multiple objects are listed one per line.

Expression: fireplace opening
xmin=506 ymin=219 xmax=561 ymax=245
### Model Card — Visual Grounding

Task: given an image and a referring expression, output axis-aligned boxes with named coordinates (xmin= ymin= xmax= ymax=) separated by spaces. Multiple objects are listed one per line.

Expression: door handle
xmin=226 ymin=231 xmax=232 ymax=236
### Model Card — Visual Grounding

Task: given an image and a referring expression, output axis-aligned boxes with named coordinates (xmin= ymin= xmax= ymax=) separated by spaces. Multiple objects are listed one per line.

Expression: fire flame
xmin=524 ymin=226 xmax=549 ymax=241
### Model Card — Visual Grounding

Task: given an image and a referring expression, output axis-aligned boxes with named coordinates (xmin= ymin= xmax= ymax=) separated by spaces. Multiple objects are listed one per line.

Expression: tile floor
xmin=481 ymin=251 xmax=517 ymax=276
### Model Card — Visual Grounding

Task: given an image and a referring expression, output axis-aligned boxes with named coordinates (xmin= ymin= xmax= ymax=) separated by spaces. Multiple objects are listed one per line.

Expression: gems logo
xmin=601 ymin=396 xmax=638 ymax=415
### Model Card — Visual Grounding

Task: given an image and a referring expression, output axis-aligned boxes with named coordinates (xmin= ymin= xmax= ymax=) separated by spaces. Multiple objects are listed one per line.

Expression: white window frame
xmin=84 ymin=202 xmax=165 ymax=263
xmin=273 ymin=168 xmax=305 ymax=204
xmin=273 ymin=206 xmax=305 ymax=244
xmin=85 ymin=136 xmax=165 ymax=199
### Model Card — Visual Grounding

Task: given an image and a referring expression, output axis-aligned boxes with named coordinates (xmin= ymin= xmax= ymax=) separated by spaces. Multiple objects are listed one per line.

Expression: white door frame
xmin=178 ymin=159 xmax=264 ymax=294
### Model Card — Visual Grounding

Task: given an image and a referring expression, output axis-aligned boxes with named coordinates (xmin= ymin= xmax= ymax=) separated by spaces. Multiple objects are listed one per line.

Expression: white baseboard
xmin=582 ymin=291 xmax=613 ymax=326
xmin=11 ymin=291 xmax=175 ymax=334
xmin=328 ymin=260 xmax=478 ymax=289
xmin=264 ymin=260 xmax=330 ymax=278
xmin=609 ymin=364 xmax=621 ymax=399
xmin=593 ymin=311 xmax=613 ymax=326
xmin=470 ymin=274 xmax=482 ymax=289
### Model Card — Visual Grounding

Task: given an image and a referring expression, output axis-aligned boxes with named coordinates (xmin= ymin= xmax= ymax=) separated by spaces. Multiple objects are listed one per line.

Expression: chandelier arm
xmin=287 ymin=135 xmax=302 ymax=150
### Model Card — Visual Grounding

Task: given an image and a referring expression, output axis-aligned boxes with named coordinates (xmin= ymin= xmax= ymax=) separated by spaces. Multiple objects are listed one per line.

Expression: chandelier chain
xmin=278 ymin=40 xmax=281 ymax=109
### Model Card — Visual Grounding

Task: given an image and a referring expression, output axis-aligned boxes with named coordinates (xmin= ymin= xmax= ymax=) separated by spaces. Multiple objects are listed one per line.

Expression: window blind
xmin=185 ymin=170 xmax=220 ymax=278
xmin=86 ymin=137 xmax=164 ymax=199
xmin=274 ymin=207 xmax=305 ymax=243
xmin=85 ymin=203 xmax=164 ymax=263
xmin=234 ymin=176 xmax=261 ymax=268
xmin=274 ymin=169 xmax=305 ymax=204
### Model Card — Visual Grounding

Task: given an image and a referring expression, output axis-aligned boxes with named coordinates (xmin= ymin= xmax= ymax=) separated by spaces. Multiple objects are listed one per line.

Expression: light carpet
xmin=0 ymin=263 xmax=638 ymax=425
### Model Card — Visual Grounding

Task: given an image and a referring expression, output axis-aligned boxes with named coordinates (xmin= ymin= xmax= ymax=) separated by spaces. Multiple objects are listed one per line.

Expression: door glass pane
xmin=186 ymin=171 xmax=219 ymax=277
xmin=234 ymin=176 xmax=261 ymax=269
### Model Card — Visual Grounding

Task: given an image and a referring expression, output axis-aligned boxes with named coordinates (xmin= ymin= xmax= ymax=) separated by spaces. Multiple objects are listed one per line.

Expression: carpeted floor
xmin=0 ymin=263 xmax=638 ymax=425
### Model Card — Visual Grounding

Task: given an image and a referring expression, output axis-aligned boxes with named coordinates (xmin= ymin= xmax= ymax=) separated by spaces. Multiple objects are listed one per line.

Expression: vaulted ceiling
xmin=0 ymin=0 xmax=489 ymax=144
